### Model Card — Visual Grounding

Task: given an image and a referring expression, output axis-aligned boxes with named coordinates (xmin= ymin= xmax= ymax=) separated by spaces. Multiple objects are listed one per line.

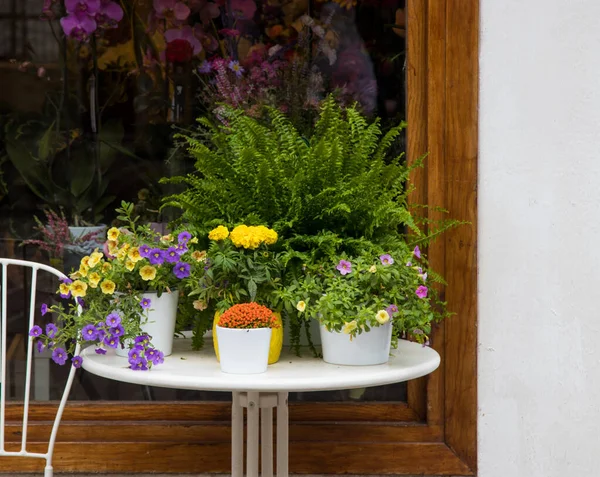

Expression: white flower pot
xmin=216 ymin=326 xmax=272 ymax=374
xmin=116 ymin=290 xmax=179 ymax=357
xmin=319 ymin=320 xmax=393 ymax=366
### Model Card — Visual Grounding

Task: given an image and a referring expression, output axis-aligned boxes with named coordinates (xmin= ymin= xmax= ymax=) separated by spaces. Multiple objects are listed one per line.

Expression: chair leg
xmin=44 ymin=465 xmax=53 ymax=477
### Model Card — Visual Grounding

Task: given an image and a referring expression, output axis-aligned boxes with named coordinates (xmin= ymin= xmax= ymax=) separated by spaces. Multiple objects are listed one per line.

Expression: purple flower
xmin=71 ymin=356 xmax=83 ymax=368
xmin=52 ymin=347 xmax=68 ymax=365
xmin=336 ymin=260 xmax=352 ymax=276
xmin=36 ymin=341 xmax=45 ymax=353
xmin=154 ymin=0 xmax=190 ymax=21
xmin=140 ymin=297 xmax=152 ymax=310
xmin=165 ymin=247 xmax=180 ymax=263
xmin=41 ymin=303 xmax=49 ymax=316
xmin=415 ymin=285 xmax=428 ymax=299
xmin=153 ymin=350 xmax=165 ymax=365
xmin=386 ymin=304 xmax=399 ymax=317
xmin=103 ymin=335 xmax=119 ymax=348
xmin=177 ymin=231 xmax=191 ymax=243
xmin=76 ymin=297 xmax=85 ymax=307
xmin=413 ymin=246 xmax=421 ymax=259
xmin=128 ymin=346 xmax=144 ymax=365
xmin=228 ymin=60 xmax=245 ymax=77
xmin=81 ymin=324 xmax=98 ymax=341
xmin=66 ymin=0 xmax=100 ymax=14
xmin=29 ymin=325 xmax=42 ymax=338
xmin=96 ymin=328 xmax=106 ymax=341
xmin=146 ymin=348 xmax=158 ymax=362
xmin=175 ymin=242 xmax=188 ymax=254
xmin=198 ymin=61 xmax=212 ymax=74
xmin=60 ymin=289 xmax=72 ymax=300
xmin=60 ymin=13 xmax=97 ymax=40
xmin=149 ymin=248 xmax=165 ymax=265
xmin=131 ymin=358 xmax=149 ymax=371
xmin=110 ymin=324 xmax=125 ymax=338
xmin=379 ymin=254 xmax=394 ymax=266
xmin=139 ymin=244 xmax=152 ymax=258
xmin=134 ymin=334 xmax=151 ymax=346
xmin=95 ymin=0 xmax=123 ymax=28
xmin=173 ymin=261 xmax=191 ymax=279
xmin=60 ymin=277 xmax=73 ymax=284
xmin=95 ymin=347 xmax=107 ymax=355
xmin=105 ymin=312 xmax=121 ymax=327
xmin=45 ymin=323 xmax=58 ymax=339
xmin=405 ymin=261 xmax=412 ymax=267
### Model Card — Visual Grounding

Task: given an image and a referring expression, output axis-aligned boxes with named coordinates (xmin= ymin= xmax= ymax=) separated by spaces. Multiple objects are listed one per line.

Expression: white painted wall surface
xmin=478 ymin=1 xmax=600 ymax=476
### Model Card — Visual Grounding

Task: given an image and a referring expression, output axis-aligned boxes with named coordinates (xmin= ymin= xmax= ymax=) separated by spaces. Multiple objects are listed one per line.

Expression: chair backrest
xmin=0 ymin=258 xmax=80 ymax=471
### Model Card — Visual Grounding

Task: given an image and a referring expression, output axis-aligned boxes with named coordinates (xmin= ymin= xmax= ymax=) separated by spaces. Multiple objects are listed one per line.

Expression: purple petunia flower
xmin=41 ymin=303 xmax=49 ymax=316
xmin=60 ymin=277 xmax=73 ymax=285
xmin=110 ymin=324 xmax=125 ymax=337
xmin=139 ymin=244 xmax=152 ymax=258
xmin=386 ymin=304 xmax=399 ymax=317
xmin=198 ymin=61 xmax=212 ymax=74
xmin=405 ymin=261 xmax=412 ymax=267
xmin=140 ymin=297 xmax=152 ymax=310
xmin=177 ymin=231 xmax=191 ymax=243
xmin=131 ymin=358 xmax=149 ymax=371
xmin=379 ymin=254 xmax=394 ymax=266
xmin=71 ymin=355 xmax=83 ymax=368
xmin=103 ymin=335 xmax=119 ymax=348
xmin=81 ymin=324 xmax=98 ymax=341
xmin=46 ymin=323 xmax=58 ymax=339
xmin=336 ymin=260 xmax=352 ymax=276
xmin=153 ymin=350 xmax=165 ymax=365
xmin=415 ymin=285 xmax=428 ymax=299
xmin=36 ymin=341 xmax=45 ymax=353
xmin=96 ymin=327 xmax=106 ymax=341
xmin=105 ymin=312 xmax=121 ymax=327
xmin=134 ymin=334 xmax=150 ymax=346
xmin=60 ymin=289 xmax=72 ymax=299
xmin=165 ymin=247 xmax=180 ymax=263
xmin=146 ymin=348 xmax=158 ymax=361
xmin=95 ymin=347 xmax=107 ymax=355
xmin=413 ymin=246 xmax=421 ymax=259
xmin=128 ymin=346 xmax=144 ymax=365
xmin=173 ymin=261 xmax=191 ymax=279
xmin=52 ymin=347 xmax=68 ymax=365
xmin=29 ymin=325 xmax=42 ymax=338
xmin=175 ymin=242 xmax=188 ymax=255
xmin=77 ymin=297 xmax=85 ymax=308
xmin=148 ymin=248 xmax=165 ymax=265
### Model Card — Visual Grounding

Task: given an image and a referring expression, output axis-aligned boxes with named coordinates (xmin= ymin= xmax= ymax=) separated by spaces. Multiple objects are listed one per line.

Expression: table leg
xmin=276 ymin=392 xmax=289 ymax=477
xmin=247 ymin=392 xmax=260 ymax=477
xmin=231 ymin=392 xmax=244 ymax=477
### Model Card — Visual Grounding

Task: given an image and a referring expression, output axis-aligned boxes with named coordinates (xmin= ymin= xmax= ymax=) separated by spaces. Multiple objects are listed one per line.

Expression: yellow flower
xmin=128 ymin=247 xmax=142 ymax=263
xmin=125 ymin=259 xmax=136 ymax=271
xmin=107 ymin=227 xmax=120 ymax=241
xmin=70 ymin=280 xmax=88 ymax=298
xmin=208 ymin=225 xmax=229 ymax=241
xmin=102 ymin=262 xmax=112 ymax=273
xmin=296 ymin=301 xmax=306 ymax=312
xmin=193 ymin=300 xmax=208 ymax=311
xmin=78 ymin=264 xmax=89 ymax=277
xmin=88 ymin=272 xmax=101 ymax=288
xmin=191 ymin=250 xmax=207 ymax=262
xmin=107 ymin=240 xmax=118 ymax=255
xmin=189 ymin=237 xmax=198 ymax=244
xmin=80 ymin=256 xmax=90 ymax=268
xmin=369 ymin=265 xmax=377 ymax=273
xmin=375 ymin=310 xmax=390 ymax=324
xmin=160 ymin=234 xmax=173 ymax=243
xmin=116 ymin=244 xmax=130 ymax=261
xmin=58 ymin=283 xmax=71 ymax=296
xmin=69 ymin=271 xmax=82 ymax=280
xmin=100 ymin=279 xmax=116 ymax=295
xmin=139 ymin=265 xmax=157 ymax=281
xmin=342 ymin=320 xmax=358 ymax=334
xmin=88 ymin=251 xmax=103 ymax=268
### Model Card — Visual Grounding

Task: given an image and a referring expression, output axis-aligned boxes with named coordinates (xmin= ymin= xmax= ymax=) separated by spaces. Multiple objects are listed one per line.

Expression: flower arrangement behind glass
xmin=279 ymin=242 xmax=448 ymax=347
xmin=29 ymin=201 xmax=198 ymax=371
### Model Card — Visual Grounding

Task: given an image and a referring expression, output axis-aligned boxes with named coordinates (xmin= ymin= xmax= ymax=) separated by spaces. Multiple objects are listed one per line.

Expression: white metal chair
xmin=0 ymin=258 xmax=80 ymax=477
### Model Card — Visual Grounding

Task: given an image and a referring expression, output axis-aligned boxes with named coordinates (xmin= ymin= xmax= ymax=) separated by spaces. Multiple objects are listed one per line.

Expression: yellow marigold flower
xmin=342 ymin=320 xmax=358 ymax=334
xmin=125 ymin=259 xmax=135 ymax=272
xmin=160 ymin=234 xmax=173 ymax=242
xmin=193 ymin=300 xmax=208 ymax=311
xmin=59 ymin=283 xmax=71 ymax=296
xmin=88 ymin=272 xmax=101 ymax=288
xmin=191 ymin=250 xmax=207 ymax=262
xmin=107 ymin=227 xmax=120 ymax=241
xmin=128 ymin=247 xmax=142 ymax=263
xmin=375 ymin=310 xmax=390 ymax=324
xmin=264 ymin=229 xmax=278 ymax=245
xmin=208 ymin=225 xmax=229 ymax=241
xmin=102 ymin=262 xmax=112 ymax=273
xmin=80 ymin=256 xmax=90 ymax=268
xmin=88 ymin=251 xmax=103 ymax=268
xmin=139 ymin=265 xmax=157 ymax=281
xmin=100 ymin=279 xmax=116 ymax=295
xmin=70 ymin=280 xmax=88 ymax=298
xmin=296 ymin=300 xmax=306 ymax=312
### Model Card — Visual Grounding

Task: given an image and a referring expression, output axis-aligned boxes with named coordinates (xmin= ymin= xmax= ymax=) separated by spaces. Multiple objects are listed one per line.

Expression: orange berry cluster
xmin=218 ymin=303 xmax=280 ymax=329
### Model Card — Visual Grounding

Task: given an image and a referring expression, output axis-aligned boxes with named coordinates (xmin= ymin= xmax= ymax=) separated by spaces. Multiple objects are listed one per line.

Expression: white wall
xmin=478 ymin=1 xmax=600 ymax=476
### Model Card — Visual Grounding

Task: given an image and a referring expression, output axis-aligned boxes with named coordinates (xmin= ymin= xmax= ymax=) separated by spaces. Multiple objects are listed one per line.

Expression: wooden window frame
xmin=3 ymin=0 xmax=478 ymax=474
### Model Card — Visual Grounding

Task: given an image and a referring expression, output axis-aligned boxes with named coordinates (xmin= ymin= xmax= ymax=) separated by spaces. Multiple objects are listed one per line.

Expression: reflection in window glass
xmin=1 ymin=0 xmax=407 ymax=403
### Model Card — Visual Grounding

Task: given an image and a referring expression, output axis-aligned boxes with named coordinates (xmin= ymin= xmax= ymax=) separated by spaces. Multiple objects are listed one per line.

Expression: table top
xmin=80 ymin=336 xmax=440 ymax=393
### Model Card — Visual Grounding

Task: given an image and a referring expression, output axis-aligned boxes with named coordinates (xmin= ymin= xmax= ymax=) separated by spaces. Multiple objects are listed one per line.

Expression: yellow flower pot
xmin=213 ymin=310 xmax=283 ymax=365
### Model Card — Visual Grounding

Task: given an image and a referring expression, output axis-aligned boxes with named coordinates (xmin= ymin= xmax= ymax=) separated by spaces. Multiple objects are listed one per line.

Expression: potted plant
xmin=185 ymin=224 xmax=284 ymax=364
xmin=216 ymin=302 xmax=281 ymax=375
xmin=279 ymin=242 xmax=444 ymax=365
xmin=28 ymin=201 xmax=199 ymax=369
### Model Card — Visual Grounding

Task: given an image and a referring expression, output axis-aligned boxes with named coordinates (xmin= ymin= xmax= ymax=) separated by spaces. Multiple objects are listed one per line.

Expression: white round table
xmin=81 ymin=336 xmax=440 ymax=477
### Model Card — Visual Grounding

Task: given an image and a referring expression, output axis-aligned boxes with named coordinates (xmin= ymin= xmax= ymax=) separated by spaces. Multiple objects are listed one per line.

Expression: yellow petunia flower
xmin=69 ymin=271 xmax=82 ymax=280
xmin=375 ymin=310 xmax=390 ymax=324
xmin=59 ymin=283 xmax=71 ymax=296
xmin=193 ymin=300 xmax=208 ymax=311
xmin=88 ymin=251 xmax=103 ymax=268
xmin=70 ymin=280 xmax=88 ymax=298
xmin=342 ymin=320 xmax=358 ymax=334
xmin=296 ymin=300 xmax=306 ymax=312
xmin=107 ymin=240 xmax=118 ymax=255
xmin=116 ymin=245 xmax=130 ymax=261
xmin=100 ymin=279 xmax=116 ymax=295
xmin=191 ymin=250 xmax=207 ymax=262
xmin=80 ymin=256 xmax=90 ymax=268
xmin=125 ymin=259 xmax=135 ymax=272
xmin=88 ymin=272 xmax=101 ymax=288
xmin=369 ymin=265 xmax=377 ymax=273
xmin=139 ymin=265 xmax=157 ymax=281
xmin=189 ymin=237 xmax=199 ymax=244
xmin=102 ymin=262 xmax=112 ymax=273
xmin=128 ymin=247 xmax=142 ymax=263
xmin=107 ymin=227 xmax=120 ymax=241
xmin=208 ymin=225 xmax=229 ymax=241
xmin=160 ymin=234 xmax=173 ymax=243
xmin=78 ymin=264 xmax=89 ymax=277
